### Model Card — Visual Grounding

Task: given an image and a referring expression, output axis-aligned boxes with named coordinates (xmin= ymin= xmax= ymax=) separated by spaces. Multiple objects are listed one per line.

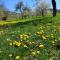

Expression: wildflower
xmin=15 ymin=56 xmax=20 ymax=60
xmin=36 ymin=32 xmax=43 ymax=36
xmin=29 ymin=41 xmax=35 ymax=45
xmin=9 ymin=54 xmax=12 ymax=57
xmin=6 ymin=38 xmax=11 ymax=41
xmin=20 ymin=34 xmax=29 ymax=40
xmin=39 ymin=44 xmax=44 ymax=48
xmin=36 ymin=51 xmax=40 ymax=54
xmin=42 ymin=36 xmax=47 ymax=40
xmin=9 ymin=42 xmax=13 ymax=46
xmin=24 ymin=34 xmax=29 ymax=38
xmin=31 ymin=41 xmax=35 ymax=44
xmin=20 ymin=35 xmax=23 ymax=39
xmin=29 ymin=42 xmax=32 ymax=44
xmin=51 ymin=41 xmax=55 ymax=45
xmin=24 ymin=44 xmax=28 ymax=48
xmin=31 ymin=51 xmax=36 ymax=56
xmin=15 ymin=41 xmax=21 ymax=47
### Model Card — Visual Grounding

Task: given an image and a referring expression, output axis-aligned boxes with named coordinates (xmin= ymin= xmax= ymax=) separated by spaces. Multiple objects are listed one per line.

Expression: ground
xmin=0 ymin=16 xmax=60 ymax=60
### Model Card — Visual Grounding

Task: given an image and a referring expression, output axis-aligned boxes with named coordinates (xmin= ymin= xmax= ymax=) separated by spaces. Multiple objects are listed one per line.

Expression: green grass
xmin=0 ymin=16 xmax=60 ymax=60
xmin=0 ymin=16 xmax=51 ymax=26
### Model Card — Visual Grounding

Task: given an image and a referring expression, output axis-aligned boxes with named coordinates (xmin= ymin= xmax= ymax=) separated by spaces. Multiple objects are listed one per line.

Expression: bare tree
xmin=34 ymin=0 xmax=56 ymax=17
xmin=15 ymin=1 xmax=24 ymax=19
xmin=35 ymin=0 xmax=50 ymax=16
xmin=23 ymin=6 xmax=31 ymax=18
xmin=15 ymin=1 xmax=31 ymax=19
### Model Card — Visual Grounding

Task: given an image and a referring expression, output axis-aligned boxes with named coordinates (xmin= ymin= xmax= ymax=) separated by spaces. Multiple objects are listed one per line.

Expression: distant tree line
xmin=0 ymin=0 xmax=57 ymax=20
xmin=15 ymin=0 xmax=57 ymax=19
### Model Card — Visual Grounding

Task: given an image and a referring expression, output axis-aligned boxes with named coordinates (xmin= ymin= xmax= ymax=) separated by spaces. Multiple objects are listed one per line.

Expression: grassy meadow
xmin=0 ymin=16 xmax=60 ymax=60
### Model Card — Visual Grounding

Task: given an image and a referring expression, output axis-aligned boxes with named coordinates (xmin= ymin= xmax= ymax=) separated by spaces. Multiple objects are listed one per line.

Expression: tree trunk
xmin=42 ymin=9 xmax=44 ymax=16
xmin=52 ymin=0 xmax=56 ymax=17
xmin=20 ymin=9 xmax=23 ymax=19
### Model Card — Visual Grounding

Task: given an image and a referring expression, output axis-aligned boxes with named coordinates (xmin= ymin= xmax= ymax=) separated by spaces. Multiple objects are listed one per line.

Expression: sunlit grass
xmin=0 ymin=16 xmax=60 ymax=60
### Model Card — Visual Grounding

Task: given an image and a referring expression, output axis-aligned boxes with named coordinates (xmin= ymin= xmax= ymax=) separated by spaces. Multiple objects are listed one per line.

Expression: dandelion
xmin=31 ymin=41 xmax=35 ymax=44
xmin=9 ymin=42 xmax=13 ymax=46
xmin=39 ymin=44 xmax=44 ymax=48
xmin=29 ymin=41 xmax=34 ymax=44
xmin=15 ymin=41 xmax=21 ymax=47
xmin=20 ymin=35 xmax=23 ymax=39
xmin=15 ymin=56 xmax=20 ymax=60
xmin=36 ymin=32 xmax=43 ymax=36
xmin=31 ymin=51 xmax=36 ymax=56
xmin=20 ymin=34 xmax=29 ymax=40
xmin=42 ymin=36 xmax=47 ymax=40
xmin=24 ymin=44 xmax=28 ymax=48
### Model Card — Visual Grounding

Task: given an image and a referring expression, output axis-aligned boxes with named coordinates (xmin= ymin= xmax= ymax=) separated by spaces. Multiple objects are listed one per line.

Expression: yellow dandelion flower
xmin=20 ymin=35 xmax=23 ymax=39
xmin=31 ymin=51 xmax=36 ymax=56
xmin=29 ymin=42 xmax=32 ymax=44
xmin=24 ymin=34 xmax=29 ymax=39
xmin=24 ymin=44 xmax=28 ymax=48
xmin=29 ymin=41 xmax=35 ymax=45
xmin=20 ymin=34 xmax=29 ymax=40
xmin=6 ymin=38 xmax=11 ymax=41
xmin=31 ymin=41 xmax=35 ymax=44
xmin=15 ymin=56 xmax=20 ymax=60
xmin=15 ymin=41 xmax=21 ymax=47
xmin=36 ymin=32 xmax=43 ymax=35
xmin=39 ymin=44 xmax=44 ymax=48
xmin=9 ymin=42 xmax=13 ymax=46
xmin=42 ymin=36 xmax=47 ymax=40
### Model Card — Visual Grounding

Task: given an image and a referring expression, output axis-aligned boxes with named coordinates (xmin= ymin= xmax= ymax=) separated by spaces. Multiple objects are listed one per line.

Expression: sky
xmin=1 ymin=0 xmax=60 ymax=12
